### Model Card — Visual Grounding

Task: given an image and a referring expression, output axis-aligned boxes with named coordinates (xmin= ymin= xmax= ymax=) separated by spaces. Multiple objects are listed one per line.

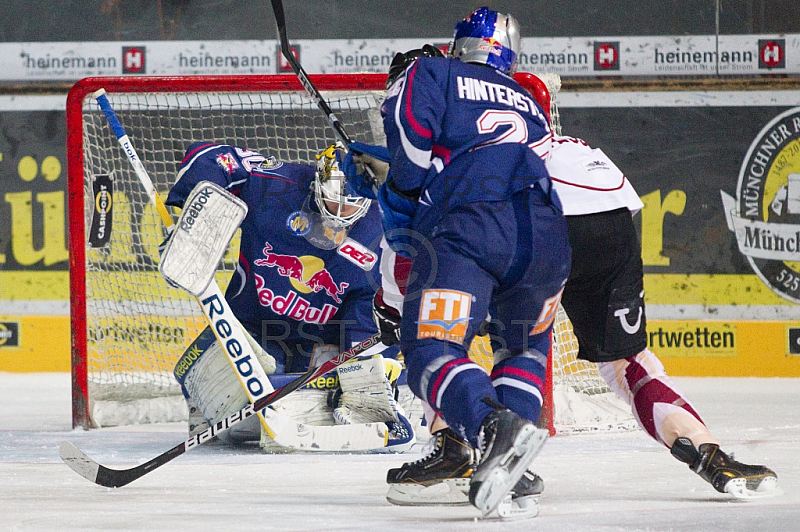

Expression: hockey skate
xmin=671 ymin=437 xmax=779 ymax=499
xmin=385 ymin=427 xmax=475 ymax=506
xmin=495 ymin=470 xmax=544 ymax=519
xmin=468 ymin=406 xmax=549 ymax=516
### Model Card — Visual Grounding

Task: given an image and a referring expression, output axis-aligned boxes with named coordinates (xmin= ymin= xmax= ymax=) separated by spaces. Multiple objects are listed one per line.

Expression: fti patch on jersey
xmin=530 ymin=289 xmax=563 ymax=336
xmin=215 ymin=153 xmax=239 ymax=173
xmin=286 ymin=211 xmax=312 ymax=236
xmin=416 ymin=289 xmax=472 ymax=344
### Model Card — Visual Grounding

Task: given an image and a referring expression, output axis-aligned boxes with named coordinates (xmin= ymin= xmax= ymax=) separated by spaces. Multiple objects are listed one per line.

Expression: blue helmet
xmin=450 ymin=6 xmax=521 ymax=75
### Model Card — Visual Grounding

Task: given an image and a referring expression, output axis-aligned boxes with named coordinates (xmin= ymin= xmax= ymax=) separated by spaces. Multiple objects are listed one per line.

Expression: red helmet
xmin=514 ymin=72 xmax=550 ymax=123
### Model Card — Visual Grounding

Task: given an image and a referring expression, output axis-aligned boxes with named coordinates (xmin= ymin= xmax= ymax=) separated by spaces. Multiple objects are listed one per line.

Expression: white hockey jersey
xmin=547 ymin=135 xmax=644 ymax=216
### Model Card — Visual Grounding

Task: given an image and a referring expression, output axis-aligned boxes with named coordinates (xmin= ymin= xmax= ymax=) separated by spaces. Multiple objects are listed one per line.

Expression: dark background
xmin=0 ymin=1 xmax=798 ymax=42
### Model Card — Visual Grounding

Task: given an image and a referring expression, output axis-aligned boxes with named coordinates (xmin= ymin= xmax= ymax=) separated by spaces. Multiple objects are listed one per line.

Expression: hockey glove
xmin=341 ymin=142 xmax=391 ymax=200
xmin=373 ymin=288 xmax=402 ymax=346
xmin=378 ymin=180 xmax=418 ymax=258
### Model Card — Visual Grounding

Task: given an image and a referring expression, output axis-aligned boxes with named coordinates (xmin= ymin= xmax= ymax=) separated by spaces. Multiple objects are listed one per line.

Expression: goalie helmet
xmin=386 ymin=44 xmax=445 ymax=88
xmin=313 ymin=143 xmax=371 ymax=228
xmin=450 ymin=6 xmax=521 ymax=75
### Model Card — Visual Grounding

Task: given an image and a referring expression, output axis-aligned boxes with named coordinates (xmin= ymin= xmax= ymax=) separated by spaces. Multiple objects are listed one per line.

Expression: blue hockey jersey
xmin=166 ymin=142 xmax=389 ymax=371
xmin=381 ymin=56 xmax=554 ymax=223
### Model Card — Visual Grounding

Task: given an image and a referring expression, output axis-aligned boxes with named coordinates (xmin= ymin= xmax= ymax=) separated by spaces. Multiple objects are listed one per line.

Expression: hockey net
xmin=67 ymin=74 xmax=635 ymax=436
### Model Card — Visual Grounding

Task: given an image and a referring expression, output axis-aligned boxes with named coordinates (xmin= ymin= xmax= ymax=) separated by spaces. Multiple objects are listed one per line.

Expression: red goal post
xmin=67 ymin=73 xmax=634 ymax=435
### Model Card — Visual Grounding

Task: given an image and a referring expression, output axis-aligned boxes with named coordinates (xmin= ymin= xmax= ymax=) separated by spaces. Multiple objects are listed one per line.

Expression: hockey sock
xmin=421 ymin=356 xmax=496 ymax=445
xmin=490 ymin=349 xmax=547 ymax=425
xmin=598 ymin=349 xmax=717 ymax=448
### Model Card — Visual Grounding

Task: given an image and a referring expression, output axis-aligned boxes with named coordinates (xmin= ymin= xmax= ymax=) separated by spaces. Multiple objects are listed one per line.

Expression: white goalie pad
xmin=159 ymin=180 xmax=247 ymax=297
xmin=181 ymin=330 xmax=277 ymax=443
xmin=334 ymin=354 xmax=403 ymax=425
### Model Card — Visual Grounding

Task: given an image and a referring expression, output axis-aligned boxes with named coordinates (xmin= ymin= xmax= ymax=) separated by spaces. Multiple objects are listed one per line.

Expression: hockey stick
xmin=269 ymin=0 xmax=353 ymax=146
xmin=60 ymin=332 xmax=383 ymax=488
xmin=268 ymin=0 xmax=380 ymax=192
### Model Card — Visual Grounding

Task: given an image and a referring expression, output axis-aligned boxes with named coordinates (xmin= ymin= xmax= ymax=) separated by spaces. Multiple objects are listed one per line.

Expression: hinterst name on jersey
xmin=456 ymin=76 xmax=540 ymax=115
xmin=254 ymin=273 xmax=338 ymax=324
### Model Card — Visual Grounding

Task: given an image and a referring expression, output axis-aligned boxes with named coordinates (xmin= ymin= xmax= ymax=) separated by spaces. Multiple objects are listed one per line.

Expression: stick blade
xmin=60 ymin=441 xmax=139 ymax=488
xmin=59 ymin=441 xmax=102 ymax=485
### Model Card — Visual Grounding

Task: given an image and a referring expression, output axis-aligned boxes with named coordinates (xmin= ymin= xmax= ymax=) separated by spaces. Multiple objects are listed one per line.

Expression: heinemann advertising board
xmin=0 ymin=87 xmax=799 ymax=376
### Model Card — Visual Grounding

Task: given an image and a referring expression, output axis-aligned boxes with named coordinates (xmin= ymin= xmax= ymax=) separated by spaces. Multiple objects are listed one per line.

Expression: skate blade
xmin=724 ymin=476 xmax=782 ymax=500
xmin=386 ymin=479 xmax=470 ymax=506
xmin=494 ymin=494 xmax=540 ymax=520
xmin=472 ymin=426 xmax=549 ymax=516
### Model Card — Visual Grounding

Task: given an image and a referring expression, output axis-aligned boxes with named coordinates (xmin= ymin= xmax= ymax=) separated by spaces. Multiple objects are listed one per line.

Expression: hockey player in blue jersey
xmin=369 ymin=6 xmax=572 ymax=515
xmin=165 ymin=142 xmax=409 ymax=447
xmin=350 ymin=61 xmax=779 ymax=513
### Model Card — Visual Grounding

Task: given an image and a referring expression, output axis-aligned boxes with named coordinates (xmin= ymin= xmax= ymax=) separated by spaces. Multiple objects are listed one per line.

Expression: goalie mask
xmin=303 ymin=143 xmax=371 ymax=249
xmin=386 ymin=44 xmax=445 ymax=89
xmin=450 ymin=6 xmax=521 ymax=75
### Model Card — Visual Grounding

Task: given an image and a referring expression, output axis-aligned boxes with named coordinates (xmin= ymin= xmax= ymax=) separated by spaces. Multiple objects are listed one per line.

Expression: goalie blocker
xmin=159 ymin=180 xmax=247 ymax=297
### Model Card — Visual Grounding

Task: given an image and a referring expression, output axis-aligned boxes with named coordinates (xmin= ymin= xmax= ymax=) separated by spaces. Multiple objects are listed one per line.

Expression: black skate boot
xmin=671 ymin=437 xmax=779 ymax=499
xmin=468 ymin=405 xmax=549 ymax=516
xmin=495 ymin=470 xmax=545 ymax=519
xmin=385 ymin=427 xmax=476 ymax=506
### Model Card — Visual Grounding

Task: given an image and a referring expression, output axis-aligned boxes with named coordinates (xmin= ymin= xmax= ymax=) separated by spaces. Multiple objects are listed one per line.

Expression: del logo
xmin=593 ymin=42 xmax=620 ymax=71
xmin=758 ymin=39 xmax=785 ymax=69
xmin=721 ymin=106 xmax=800 ymax=302
xmin=122 ymin=46 xmax=146 ymax=74
xmin=417 ymin=289 xmax=472 ymax=344
xmin=277 ymin=44 xmax=300 ymax=73
xmin=0 ymin=322 xmax=20 ymax=347
xmin=337 ymin=239 xmax=377 ymax=271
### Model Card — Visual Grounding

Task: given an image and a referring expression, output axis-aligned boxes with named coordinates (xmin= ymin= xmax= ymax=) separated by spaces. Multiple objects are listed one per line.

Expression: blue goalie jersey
xmin=166 ymin=142 xmax=390 ymax=372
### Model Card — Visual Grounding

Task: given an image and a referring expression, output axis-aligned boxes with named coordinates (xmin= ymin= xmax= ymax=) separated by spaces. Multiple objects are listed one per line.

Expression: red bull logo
xmin=254 ymin=242 xmax=304 ymax=281
xmin=216 ymin=153 xmax=239 ymax=174
xmin=254 ymin=273 xmax=338 ymax=324
xmin=305 ymin=270 xmax=349 ymax=304
xmin=480 ymin=37 xmax=504 ymax=55
xmin=254 ymin=241 xmax=348 ymax=303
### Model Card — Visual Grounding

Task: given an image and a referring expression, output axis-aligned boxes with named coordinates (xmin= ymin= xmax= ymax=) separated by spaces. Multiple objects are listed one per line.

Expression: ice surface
xmin=2 ymin=373 xmax=799 ymax=531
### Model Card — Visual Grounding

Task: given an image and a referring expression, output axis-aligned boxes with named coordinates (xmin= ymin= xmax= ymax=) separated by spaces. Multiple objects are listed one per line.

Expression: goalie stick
xmin=60 ymin=332 xmax=385 ymax=488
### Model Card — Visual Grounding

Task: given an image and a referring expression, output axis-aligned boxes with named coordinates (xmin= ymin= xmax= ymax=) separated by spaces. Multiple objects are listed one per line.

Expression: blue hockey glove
xmin=342 ymin=142 xmax=391 ymax=200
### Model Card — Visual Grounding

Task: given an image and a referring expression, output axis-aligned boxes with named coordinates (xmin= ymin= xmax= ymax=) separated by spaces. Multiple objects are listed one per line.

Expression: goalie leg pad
xmin=176 ymin=326 xmax=276 ymax=443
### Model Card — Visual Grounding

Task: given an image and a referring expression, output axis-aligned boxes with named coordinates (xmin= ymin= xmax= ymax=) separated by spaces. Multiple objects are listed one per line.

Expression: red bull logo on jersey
xmin=304 ymin=269 xmax=348 ymax=304
xmin=254 ymin=242 xmax=304 ymax=281
xmin=253 ymin=240 xmax=349 ymax=309
xmin=417 ymin=289 xmax=473 ymax=344
xmin=254 ymin=272 xmax=338 ymax=324
xmin=216 ymin=153 xmax=239 ymax=174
